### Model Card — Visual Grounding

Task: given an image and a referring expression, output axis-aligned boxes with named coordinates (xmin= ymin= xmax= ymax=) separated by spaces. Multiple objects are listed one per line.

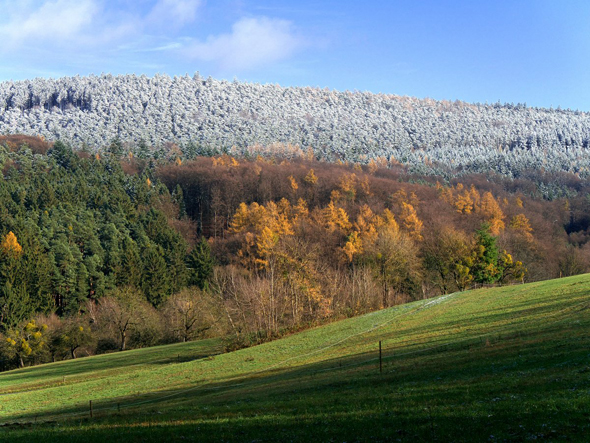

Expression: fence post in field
xmin=379 ymin=340 xmax=382 ymax=374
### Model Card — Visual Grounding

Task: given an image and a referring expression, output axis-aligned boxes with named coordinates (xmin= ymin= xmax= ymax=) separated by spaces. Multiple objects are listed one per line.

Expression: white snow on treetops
xmin=1 ymin=73 xmax=589 ymax=177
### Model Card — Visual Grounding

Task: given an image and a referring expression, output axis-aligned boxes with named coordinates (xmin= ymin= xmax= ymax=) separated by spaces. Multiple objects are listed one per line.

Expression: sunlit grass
xmin=2 ymin=275 xmax=589 ymax=441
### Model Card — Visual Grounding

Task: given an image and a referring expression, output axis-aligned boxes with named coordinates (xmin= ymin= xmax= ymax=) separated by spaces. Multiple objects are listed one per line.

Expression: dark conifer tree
xmin=187 ymin=238 xmax=215 ymax=290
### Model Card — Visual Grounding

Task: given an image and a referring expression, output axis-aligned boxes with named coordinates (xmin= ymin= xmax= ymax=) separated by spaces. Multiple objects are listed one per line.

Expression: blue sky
xmin=1 ymin=0 xmax=589 ymax=110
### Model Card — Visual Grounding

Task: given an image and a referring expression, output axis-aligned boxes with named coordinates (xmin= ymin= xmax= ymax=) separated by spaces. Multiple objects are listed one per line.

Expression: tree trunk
xmin=120 ymin=330 xmax=127 ymax=351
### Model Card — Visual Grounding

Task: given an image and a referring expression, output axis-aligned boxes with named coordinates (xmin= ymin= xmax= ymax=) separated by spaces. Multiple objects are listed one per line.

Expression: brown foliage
xmin=0 ymin=134 xmax=52 ymax=154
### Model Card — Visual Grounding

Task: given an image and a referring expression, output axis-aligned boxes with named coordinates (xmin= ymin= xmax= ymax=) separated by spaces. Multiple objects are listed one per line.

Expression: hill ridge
xmin=1 ymin=74 xmax=589 ymax=177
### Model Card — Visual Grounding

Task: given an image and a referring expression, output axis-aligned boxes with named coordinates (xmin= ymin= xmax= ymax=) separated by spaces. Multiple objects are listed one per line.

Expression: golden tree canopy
xmin=2 ymin=231 xmax=23 ymax=256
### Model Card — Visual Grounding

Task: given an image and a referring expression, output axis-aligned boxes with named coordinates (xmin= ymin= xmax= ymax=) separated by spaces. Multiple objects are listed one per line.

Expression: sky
xmin=0 ymin=0 xmax=589 ymax=111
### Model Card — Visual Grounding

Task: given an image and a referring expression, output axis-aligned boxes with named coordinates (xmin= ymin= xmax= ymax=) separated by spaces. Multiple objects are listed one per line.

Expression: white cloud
xmin=0 ymin=0 xmax=99 ymax=49
xmin=0 ymin=0 xmax=202 ymax=53
xmin=147 ymin=0 xmax=202 ymax=28
xmin=0 ymin=2 xmax=308 ymax=78
xmin=185 ymin=16 xmax=304 ymax=71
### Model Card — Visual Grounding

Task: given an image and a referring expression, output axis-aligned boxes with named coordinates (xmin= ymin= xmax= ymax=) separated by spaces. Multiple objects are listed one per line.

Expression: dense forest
xmin=2 ymin=135 xmax=590 ymax=371
xmin=0 ymin=74 xmax=589 ymax=178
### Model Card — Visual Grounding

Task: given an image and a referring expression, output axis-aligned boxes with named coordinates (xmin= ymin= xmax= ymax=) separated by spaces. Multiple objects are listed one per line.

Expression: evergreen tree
xmin=107 ymin=137 xmax=124 ymax=157
xmin=472 ymin=223 xmax=500 ymax=284
xmin=187 ymin=238 xmax=215 ymax=290
xmin=142 ymin=245 xmax=170 ymax=306
xmin=173 ymin=184 xmax=187 ymax=218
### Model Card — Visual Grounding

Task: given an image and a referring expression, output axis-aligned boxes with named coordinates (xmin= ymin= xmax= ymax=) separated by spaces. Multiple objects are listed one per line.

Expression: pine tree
xmin=142 ymin=246 xmax=170 ymax=306
xmin=472 ymin=223 xmax=500 ymax=284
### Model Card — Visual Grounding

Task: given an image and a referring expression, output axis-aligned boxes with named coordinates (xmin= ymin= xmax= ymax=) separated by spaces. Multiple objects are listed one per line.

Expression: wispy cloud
xmin=146 ymin=0 xmax=202 ymax=28
xmin=0 ymin=0 xmax=98 ymax=49
xmin=142 ymin=42 xmax=184 ymax=52
xmin=184 ymin=16 xmax=305 ymax=71
xmin=0 ymin=2 xmax=311 ymax=78
xmin=0 ymin=0 xmax=203 ymax=53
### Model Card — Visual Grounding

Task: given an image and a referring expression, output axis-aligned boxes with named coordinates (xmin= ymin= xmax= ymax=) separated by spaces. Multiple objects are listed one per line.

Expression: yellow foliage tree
xmin=256 ymin=227 xmax=278 ymax=263
xmin=375 ymin=156 xmax=388 ymax=169
xmin=339 ymin=173 xmax=357 ymax=201
xmin=509 ymin=213 xmax=534 ymax=241
xmin=354 ymin=205 xmax=378 ymax=246
xmin=436 ymin=182 xmax=454 ymax=204
xmin=469 ymin=185 xmax=481 ymax=211
xmin=359 ymin=176 xmax=371 ymax=197
xmin=391 ymin=189 xmax=407 ymax=206
xmin=229 ymin=202 xmax=250 ymax=233
xmin=401 ymin=203 xmax=423 ymax=241
xmin=262 ymin=201 xmax=293 ymax=236
xmin=288 ymin=175 xmax=298 ymax=193
xmin=354 ymin=204 xmax=375 ymax=232
xmin=380 ymin=209 xmax=400 ymax=237
xmin=212 ymin=155 xmax=240 ymax=168
xmin=454 ymin=188 xmax=474 ymax=214
xmin=342 ymin=231 xmax=363 ymax=263
xmin=304 ymin=169 xmax=318 ymax=185
xmin=480 ymin=192 xmax=505 ymax=235
xmin=2 ymin=231 xmax=23 ymax=257
xmin=323 ymin=201 xmax=352 ymax=232
xmin=367 ymin=159 xmax=378 ymax=175
xmin=293 ymin=198 xmax=309 ymax=221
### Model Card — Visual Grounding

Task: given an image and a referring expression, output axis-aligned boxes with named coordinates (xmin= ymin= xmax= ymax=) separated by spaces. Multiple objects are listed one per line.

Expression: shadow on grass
xmin=3 ymin=363 xmax=589 ymax=442
xmin=3 ymin=322 xmax=589 ymax=443
xmin=4 ymin=407 xmax=587 ymax=443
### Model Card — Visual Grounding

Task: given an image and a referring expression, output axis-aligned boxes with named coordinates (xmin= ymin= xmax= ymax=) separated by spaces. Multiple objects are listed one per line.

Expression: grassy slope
xmin=1 ymin=275 xmax=589 ymax=442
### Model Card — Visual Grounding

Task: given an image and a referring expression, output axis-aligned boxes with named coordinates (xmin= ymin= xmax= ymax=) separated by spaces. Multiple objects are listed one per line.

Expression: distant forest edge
xmin=1 ymin=74 xmax=589 ymax=177
xmin=2 ymin=134 xmax=590 ymax=370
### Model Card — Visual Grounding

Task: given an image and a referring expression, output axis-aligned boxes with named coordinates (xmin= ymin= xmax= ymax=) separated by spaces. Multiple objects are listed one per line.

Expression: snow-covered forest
xmin=1 ymin=74 xmax=589 ymax=177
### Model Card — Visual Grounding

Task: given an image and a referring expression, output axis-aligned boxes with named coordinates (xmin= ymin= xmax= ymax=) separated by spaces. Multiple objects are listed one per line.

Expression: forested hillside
xmin=1 ymin=74 xmax=589 ymax=177
xmin=2 ymin=135 xmax=590 ymax=371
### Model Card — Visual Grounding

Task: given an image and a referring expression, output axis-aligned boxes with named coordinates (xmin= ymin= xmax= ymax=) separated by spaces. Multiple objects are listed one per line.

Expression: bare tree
xmin=95 ymin=287 xmax=151 ymax=351
xmin=161 ymin=288 xmax=218 ymax=342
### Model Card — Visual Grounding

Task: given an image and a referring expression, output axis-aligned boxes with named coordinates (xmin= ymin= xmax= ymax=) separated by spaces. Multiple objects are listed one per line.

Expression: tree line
xmin=2 ymin=137 xmax=590 ymax=370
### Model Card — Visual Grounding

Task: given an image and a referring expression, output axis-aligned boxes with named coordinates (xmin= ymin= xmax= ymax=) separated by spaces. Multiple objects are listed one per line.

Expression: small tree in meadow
xmin=2 ymin=319 xmax=49 ymax=368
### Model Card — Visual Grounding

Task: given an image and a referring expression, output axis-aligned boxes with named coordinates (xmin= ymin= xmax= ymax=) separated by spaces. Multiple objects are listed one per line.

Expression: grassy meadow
xmin=1 ymin=275 xmax=589 ymax=442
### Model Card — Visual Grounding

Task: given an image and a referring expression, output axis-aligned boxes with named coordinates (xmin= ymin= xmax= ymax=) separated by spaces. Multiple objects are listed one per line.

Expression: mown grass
xmin=1 ymin=275 xmax=589 ymax=442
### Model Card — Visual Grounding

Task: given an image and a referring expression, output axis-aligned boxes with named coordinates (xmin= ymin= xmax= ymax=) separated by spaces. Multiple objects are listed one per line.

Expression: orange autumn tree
xmin=479 ymin=192 xmax=505 ymax=235
xmin=401 ymin=202 xmax=423 ymax=241
xmin=322 ymin=200 xmax=352 ymax=233
xmin=212 ymin=155 xmax=239 ymax=168
xmin=342 ymin=231 xmax=363 ymax=263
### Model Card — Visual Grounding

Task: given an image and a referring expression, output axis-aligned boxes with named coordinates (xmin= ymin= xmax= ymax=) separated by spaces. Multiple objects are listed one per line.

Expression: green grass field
xmin=1 ymin=275 xmax=589 ymax=442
